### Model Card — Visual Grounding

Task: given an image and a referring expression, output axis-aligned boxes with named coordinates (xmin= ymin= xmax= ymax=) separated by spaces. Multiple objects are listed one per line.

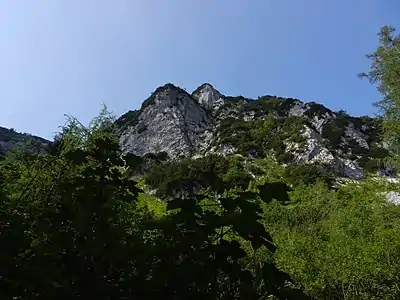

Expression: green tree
xmin=263 ymin=180 xmax=400 ymax=299
xmin=0 ymin=112 xmax=147 ymax=299
xmin=143 ymin=184 xmax=306 ymax=299
xmin=0 ymin=110 xmax=306 ymax=299
xmin=360 ymin=25 xmax=400 ymax=167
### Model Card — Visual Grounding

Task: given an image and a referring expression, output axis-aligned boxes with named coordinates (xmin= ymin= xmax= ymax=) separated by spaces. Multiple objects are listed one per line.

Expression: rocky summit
xmin=116 ymin=83 xmax=394 ymax=180
xmin=0 ymin=83 xmax=393 ymax=181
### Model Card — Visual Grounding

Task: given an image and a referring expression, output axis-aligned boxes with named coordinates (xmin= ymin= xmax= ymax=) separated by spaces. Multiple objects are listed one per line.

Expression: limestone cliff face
xmin=192 ymin=83 xmax=225 ymax=112
xmin=116 ymin=83 xmax=392 ymax=180
xmin=119 ymin=84 xmax=212 ymax=158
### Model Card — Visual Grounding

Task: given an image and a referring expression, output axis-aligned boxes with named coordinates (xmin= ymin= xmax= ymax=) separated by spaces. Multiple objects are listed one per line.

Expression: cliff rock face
xmin=192 ymin=83 xmax=225 ymax=112
xmin=119 ymin=84 xmax=211 ymax=158
xmin=116 ymin=83 xmax=391 ymax=180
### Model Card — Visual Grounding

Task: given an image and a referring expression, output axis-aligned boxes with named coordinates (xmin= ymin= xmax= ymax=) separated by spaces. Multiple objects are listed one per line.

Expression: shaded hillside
xmin=0 ymin=127 xmax=49 ymax=158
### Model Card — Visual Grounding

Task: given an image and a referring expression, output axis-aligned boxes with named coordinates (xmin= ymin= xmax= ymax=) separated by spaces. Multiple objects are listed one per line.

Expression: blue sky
xmin=1 ymin=0 xmax=399 ymax=139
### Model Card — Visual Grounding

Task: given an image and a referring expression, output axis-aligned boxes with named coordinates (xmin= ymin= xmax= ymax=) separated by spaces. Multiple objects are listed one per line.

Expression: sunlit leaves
xmin=361 ymin=25 xmax=400 ymax=167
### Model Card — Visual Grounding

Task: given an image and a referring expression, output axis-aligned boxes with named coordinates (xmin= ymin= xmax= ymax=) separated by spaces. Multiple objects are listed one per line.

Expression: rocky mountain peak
xmin=115 ymin=83 xmax=394 ymax=180
xmin=139 ymin=83 xmax=189 ymax=110
xmin=192 ymin=83 xmax=224 ymax=112
xmin=118 ymin=83 xmax=210 ymax=158
xmin=0 ymin=82 xmax=394 ymax=182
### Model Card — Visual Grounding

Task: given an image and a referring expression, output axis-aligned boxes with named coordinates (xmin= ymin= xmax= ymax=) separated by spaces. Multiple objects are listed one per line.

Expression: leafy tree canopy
xmin=361 ymin=25 xmax=400 ymax=167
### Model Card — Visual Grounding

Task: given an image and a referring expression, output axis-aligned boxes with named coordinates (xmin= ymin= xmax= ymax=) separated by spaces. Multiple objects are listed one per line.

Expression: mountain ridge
xmin=0 ymin=126 xmax=50 ymax=158
xmin=116 ymin=83 xmax=391 ymax=180
xmin=0 ymin=83 xmax=393 ymax=180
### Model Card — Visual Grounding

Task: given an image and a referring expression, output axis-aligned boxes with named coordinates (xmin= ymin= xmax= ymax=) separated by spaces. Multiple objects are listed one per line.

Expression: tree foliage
xmin=214 ymin=115 xmax=307 ymax=163
xmin=360 ymin=25 xmax=400 ymax=167
xmin=0 ymin=110 xmax=305 ymax=299
xmin=264 ymin=180 xmax=400 ymax=299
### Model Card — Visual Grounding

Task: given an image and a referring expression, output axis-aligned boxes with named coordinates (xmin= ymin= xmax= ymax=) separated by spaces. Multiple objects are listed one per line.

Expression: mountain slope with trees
xmin=0 ymin=126 xmax=49 ymax=158
xmin=116 ymin=82 xmax=392 ymax=181
xmin=0 ymin=25 xmax=399 ymax=299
